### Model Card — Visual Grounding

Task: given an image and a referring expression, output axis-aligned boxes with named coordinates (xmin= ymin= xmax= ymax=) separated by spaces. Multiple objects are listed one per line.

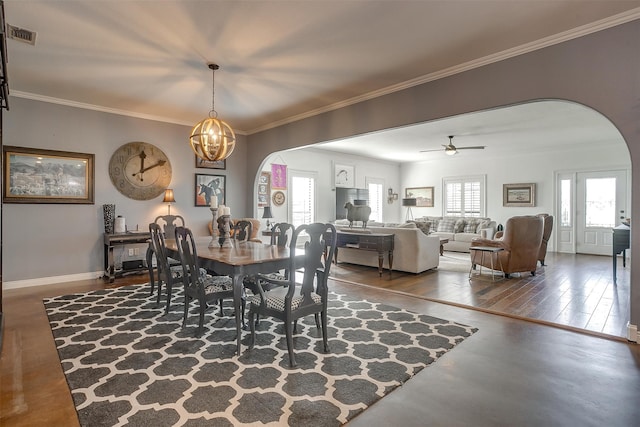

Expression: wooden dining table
xmin=164 ymin=237 xmax=292 ymax=356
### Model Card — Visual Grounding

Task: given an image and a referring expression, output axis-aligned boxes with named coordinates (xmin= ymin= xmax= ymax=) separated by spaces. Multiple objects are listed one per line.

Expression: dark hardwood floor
xmin=330 ymin=251 xmax=631 ymax=339
xmin=1 ymin=251 xmax=637 ymax=426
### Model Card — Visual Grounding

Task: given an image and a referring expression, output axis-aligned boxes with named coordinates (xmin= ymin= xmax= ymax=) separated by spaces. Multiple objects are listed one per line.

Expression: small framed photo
xmin=195 ymin=156 xmax=226 ymax=170
xmin=334 ymin=163 xmax=355 ymax=188
xmin=3 ymin=146 xmax=95 ymax=204
xmin=195 ymin=173 xmax=226 ymax=207
xmin=258 ymin=171 xmax=271 ymax=207
xmin=405 ymin=186 xmax=434 ymax=207
xmin=503 ymin=183 xmax=536 ymax=207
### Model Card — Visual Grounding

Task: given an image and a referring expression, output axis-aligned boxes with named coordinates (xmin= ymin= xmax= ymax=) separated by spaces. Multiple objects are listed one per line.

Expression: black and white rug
xmin=44 ymin=284 xmax=477 ymax=426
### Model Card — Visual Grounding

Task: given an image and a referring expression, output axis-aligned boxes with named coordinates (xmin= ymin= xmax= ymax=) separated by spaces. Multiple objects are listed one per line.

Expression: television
xmin=336 ymin=187 xmax=369 ymax=220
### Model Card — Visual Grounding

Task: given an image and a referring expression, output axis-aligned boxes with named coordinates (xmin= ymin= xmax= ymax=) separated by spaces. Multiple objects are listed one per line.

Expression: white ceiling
xmin=4 ymin=0 xmax=639 ymax=159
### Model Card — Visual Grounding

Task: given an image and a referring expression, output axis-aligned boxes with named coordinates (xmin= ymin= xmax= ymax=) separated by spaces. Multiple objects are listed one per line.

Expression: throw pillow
xmin=413 ymin=221 xmax=431 ymax=235
xmin=454 ymin=218 xmax=466 ymax=233
xmin=463 ymin=218 xmax=480 ymax=233
xmin=476 ymin=220 xmax=491 ymax=233
xmin=437 ymin=217 xmax=457 ymax=233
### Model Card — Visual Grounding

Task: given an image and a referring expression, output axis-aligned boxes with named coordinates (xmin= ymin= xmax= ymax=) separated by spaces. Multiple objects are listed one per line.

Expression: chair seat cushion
xmin=249 ymin=292 xmax=321 ymax=311
xmin=202 ymin=275 xmax=233 ymax=294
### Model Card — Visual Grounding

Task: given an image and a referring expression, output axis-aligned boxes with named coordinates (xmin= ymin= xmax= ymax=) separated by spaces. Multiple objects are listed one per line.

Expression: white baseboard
xmin=2 ymin=271 xmax=104 ymax=290
xmin=626 ymin=322 xmax=639 ymax=343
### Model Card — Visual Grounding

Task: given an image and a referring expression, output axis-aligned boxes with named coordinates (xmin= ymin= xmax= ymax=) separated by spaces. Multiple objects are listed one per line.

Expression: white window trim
xmin=365 ymin=176 xmax=385 ymax=223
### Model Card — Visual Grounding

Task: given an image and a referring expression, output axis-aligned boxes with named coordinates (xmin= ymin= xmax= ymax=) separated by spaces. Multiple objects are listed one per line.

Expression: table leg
xmin=233 ymin=272 xmax=244 ymax=356
xmin=377 ymin=251 xmax=384 ymax=277
xmin=107 ymin=245 xmax=115 ymax=283
xmin=146 ymin=245 xmax=155 ymax=295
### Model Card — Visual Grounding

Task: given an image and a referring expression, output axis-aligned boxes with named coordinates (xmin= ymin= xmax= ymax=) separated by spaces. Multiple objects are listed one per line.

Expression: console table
xmin=334 ymin=231 xmax=394 ymax=277
xmin=103 ymin=231 xmax=153 ymax=283
xmin=612 ymin=225 xmax=630 ymax=284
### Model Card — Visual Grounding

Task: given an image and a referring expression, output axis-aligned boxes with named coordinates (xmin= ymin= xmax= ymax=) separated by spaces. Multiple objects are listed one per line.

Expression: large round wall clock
xmin=109 ymin=142 xmax=172 ymax=201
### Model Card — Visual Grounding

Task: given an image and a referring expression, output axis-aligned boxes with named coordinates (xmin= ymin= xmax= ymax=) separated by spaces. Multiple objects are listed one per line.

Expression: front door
xmin=575 ymin=170 xmax=628 ymax=255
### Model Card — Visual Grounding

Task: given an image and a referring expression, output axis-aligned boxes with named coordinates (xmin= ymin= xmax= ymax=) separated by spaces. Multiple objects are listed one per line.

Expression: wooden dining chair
xmin=149 ymin=223 xmax=185 ymax=314
xmin=174 ymin=226 xmax=235 ymax=336
xmin=232 ymin=219 xmax=253 ymax=242
xmin=248 ymin=222 xmax=337 ymax=367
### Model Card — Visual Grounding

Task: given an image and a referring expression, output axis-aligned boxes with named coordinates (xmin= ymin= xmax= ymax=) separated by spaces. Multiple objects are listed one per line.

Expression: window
xmin=585 ymin=177 xmax=616 ymax=228
xmin=560 ymin=178 xmax=572 ymax=227
xmin=366 ymin=177 xmax=384 ymax=222
xmin=443 ymin=175 xmax=485 ymax=217
xmin=289 ymin=170 xmax=316 ymax=227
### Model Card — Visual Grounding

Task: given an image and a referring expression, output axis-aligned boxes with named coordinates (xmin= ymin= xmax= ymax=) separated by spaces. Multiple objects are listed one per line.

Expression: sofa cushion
xmin=398 ymin=222 xmax=417 ymax=228
xmin=463 ymin=218 xmax=480 ymax=233
xmin=454 ymin=218 xmax=466 ymax=233
xmin=454 ymin=232 xmax=480 ymax=243
xmin=437 ymin=217 xmax=458 ymax=233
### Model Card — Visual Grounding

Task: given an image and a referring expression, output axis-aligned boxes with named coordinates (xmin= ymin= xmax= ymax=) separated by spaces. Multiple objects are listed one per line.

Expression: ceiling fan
xmin=420 ymin=135 xmax=486 ymax=156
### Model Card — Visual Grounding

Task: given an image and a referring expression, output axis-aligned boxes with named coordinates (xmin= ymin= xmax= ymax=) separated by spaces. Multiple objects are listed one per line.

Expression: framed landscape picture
xmin=3 ymin=146 xmax=95 ymax=204
xmin=503 ymin=183 xmax=536 ymax=207
xmin=195 ymin=173 xmax=226 ymax=207
xmin=405 ymin=186 xmax=434 ymax=207
xmin=195 ymin=156 xmax=226 ymax=169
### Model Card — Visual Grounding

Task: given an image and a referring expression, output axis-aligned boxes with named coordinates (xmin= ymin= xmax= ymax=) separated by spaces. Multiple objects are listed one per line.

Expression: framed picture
xmin=271 ymin=163 xmax=287 ymax=189
xmin=334 ymin=163 xmax=355 ymax=188
xmin=503 ymin=183 xmax=536 ymax=207
xmin=195 ymin=156 xmax=226 ymax=170
xmin=405 ymin=186 xmax=434 ymax=207
xmin=195 ymin=173 xmax=226 ymax=207
xmin=258 ymin=171 xmax=271 ymax=207
xmin=3 ymin=146 xmax=95 ymax=204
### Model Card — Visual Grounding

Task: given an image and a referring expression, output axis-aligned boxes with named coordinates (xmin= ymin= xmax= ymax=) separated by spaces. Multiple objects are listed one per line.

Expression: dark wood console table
xmin=334 ymin=231 xmax=394 ymax=277
xmin=103 ymin=231 xmax=153 ymax=283
xmin=612 ymin=225 xmax=630 ymax=284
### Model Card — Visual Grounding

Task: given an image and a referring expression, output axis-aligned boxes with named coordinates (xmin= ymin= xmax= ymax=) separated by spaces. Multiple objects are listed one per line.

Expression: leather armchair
xmin=470 ymin=215 xmax=544 ymax=278
xmin=537 ymin=213 xmax=553 ymax=266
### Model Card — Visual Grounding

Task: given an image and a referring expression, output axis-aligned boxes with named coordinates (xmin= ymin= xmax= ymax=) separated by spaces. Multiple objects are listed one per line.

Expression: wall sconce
xmin=387 ymin=188 xmax=398 ymax=204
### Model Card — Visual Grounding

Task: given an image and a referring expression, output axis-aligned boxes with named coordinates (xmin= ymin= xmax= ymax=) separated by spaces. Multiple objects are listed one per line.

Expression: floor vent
xmin=7 ymin=24 xmax=37 ymax=45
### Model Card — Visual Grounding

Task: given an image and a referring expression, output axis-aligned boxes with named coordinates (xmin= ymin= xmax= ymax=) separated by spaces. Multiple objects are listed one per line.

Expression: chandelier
xmin=189 ymin=63 xmax=236 ymax=161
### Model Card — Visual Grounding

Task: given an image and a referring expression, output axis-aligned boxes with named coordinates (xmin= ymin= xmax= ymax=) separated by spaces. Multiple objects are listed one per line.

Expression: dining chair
xmin=243 ymin=222 xmax=294 ymax=326
xmin=147 ymin=214 xmax=184 ymax=292
xmin=149 ymin=223 xmax=185 ymax=314
xmin=232 ymin=219 xmax=253 ymax=242
xmin=248 ymin=222 xmax=337 ymax=367
xmin=174 ymin=226 xmax=234 ymax=336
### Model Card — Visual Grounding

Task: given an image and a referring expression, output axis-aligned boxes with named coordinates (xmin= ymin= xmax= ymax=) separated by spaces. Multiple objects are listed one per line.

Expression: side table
xmin=469 ymin=246 xmax=505 ymax=281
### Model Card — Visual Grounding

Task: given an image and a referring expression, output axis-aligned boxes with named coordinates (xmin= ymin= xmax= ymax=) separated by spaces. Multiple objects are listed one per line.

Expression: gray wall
xmin=3 ymin=98 xmax=248 ymax=284
xmin=245 ymin=22 xmax=640 ymax=328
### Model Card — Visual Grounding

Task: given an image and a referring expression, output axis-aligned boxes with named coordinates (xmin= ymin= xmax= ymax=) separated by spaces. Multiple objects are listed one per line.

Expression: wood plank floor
xmin=1 ymin=252 xmax=637 ymax=426
xmin=329 ymin=251 xmax=631 ymax=338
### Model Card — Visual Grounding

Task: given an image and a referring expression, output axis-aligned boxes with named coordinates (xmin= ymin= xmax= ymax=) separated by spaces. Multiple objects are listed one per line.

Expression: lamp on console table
xmin=262 ymin=205 xmax=274 ymax=229
xmin=163 ymin=189 xmax=176 ymax=215
xmin=402 ymin=198 xmax=417 ymax=221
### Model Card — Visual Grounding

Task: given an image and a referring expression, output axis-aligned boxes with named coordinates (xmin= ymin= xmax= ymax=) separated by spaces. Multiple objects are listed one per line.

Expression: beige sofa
xmin=413 ymin=216 xmax=496 ymax=253
xmin=334 ymin=223 xmax=440 ymax=274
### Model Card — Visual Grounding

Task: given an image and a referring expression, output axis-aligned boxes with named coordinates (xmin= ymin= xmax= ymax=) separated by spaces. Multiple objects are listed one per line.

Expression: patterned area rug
xmin=44 ymin=284 xmax=477 ymax=426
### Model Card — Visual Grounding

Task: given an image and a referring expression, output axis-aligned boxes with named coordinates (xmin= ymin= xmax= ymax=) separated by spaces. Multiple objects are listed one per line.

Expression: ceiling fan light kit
xmin=189 ymin=63 xmax=236 ymax=162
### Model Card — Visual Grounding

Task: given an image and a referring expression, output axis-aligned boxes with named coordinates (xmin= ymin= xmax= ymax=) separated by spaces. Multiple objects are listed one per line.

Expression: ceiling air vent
xmin=7 ymin=24 xmax=37 ymax=45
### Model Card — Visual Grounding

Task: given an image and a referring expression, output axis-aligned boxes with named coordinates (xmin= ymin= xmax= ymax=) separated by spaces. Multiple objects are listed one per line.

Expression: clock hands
xmin=132 ymin=159 xmax=167 ymax=181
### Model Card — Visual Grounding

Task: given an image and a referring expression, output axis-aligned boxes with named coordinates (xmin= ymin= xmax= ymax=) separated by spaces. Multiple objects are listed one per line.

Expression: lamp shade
xmin=402 ymin=198 xmax=417 ymax=207
xmin=262 ymin=206 xmax=274 ymax=219
xmin=162 ymin=188 xmax=176 ymax=203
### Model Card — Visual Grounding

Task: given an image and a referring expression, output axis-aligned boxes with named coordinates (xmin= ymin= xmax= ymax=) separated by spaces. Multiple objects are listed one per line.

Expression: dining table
xmin=164 ymin=237 xmax=292 ymax=356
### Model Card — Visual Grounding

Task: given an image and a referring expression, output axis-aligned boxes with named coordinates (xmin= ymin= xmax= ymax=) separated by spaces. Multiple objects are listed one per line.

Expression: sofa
xmin=333 ymin=221 xmax=440 ymax=274
xmin=413 ymin=216 xmax=496 ymax=253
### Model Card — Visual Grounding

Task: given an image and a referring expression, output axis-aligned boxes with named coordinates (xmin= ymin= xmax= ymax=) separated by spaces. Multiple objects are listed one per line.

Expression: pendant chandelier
xmin=189 ymin=63 xmax=236 ymax=162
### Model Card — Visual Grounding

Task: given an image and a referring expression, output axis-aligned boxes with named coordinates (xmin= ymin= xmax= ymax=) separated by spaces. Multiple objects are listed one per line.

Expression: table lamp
xmin=163 ymin=188 xmax=176 ymax=215
xmin=262 ymin=205 xmax=274 ymax=229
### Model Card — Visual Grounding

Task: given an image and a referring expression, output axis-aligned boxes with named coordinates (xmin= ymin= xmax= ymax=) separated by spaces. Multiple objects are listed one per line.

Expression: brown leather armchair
xmin=537 ymin=214 xmax=553 ymax=266
xmin=470 ymin=215 xmax=544 ymax=278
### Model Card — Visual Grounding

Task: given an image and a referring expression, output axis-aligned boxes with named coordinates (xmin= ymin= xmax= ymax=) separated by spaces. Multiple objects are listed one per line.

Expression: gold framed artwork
xmin=405 ymin=186 xmax=434 ymax=207
xmin=503 ymin=183 xmax=536 ymax=207
xmin=3 ymin=146 xmax=95 ymax=204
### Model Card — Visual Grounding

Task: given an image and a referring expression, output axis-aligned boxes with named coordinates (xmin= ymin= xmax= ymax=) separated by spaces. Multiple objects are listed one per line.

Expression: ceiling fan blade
xmin=456 ymin=146 xmax=486 ymax=150
xmin=419 ymin=148 xmax=445 ymax=153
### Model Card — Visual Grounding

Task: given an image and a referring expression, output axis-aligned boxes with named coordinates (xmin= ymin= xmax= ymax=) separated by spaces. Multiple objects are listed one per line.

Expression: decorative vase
xmin=103 ymin=204 xmax=116 ymax=233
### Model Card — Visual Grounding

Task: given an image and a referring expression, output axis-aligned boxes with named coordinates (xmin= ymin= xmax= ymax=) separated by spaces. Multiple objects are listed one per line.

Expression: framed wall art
xmin=405 ymin=186 xmax=434 ymax=207
xmin=503 ymin=183 xmax=536 ymax=207
xmin=258 ymin=171 xmax=271 ymax=207
xmin=195 ymin=156 xmax=226 ymax=170
xmin=334 ymin=163 xmax=355 ymax=188
xmin=195 ymin=173 xmax=226 ymax=207
xmin=3 ymin=146 xmax=95 ymax=204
